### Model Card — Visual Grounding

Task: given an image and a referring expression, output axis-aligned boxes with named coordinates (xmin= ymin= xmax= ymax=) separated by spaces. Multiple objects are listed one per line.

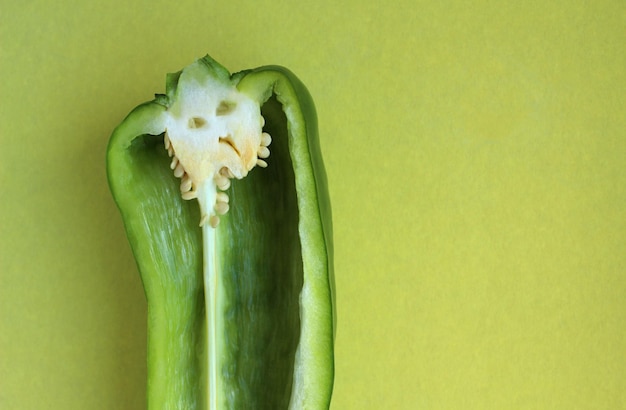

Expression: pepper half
xmin=106 ymin=55 xmax=334 ymax=409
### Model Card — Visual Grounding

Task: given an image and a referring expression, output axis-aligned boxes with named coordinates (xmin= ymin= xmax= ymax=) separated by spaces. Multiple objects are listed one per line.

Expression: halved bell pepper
xmin=106 ymin=55 xmax=334 ymax=409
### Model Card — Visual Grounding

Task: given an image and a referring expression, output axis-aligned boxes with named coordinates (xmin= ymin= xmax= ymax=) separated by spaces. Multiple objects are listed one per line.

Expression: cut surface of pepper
xmin=107 ymin=55 xmax=334 ymax=409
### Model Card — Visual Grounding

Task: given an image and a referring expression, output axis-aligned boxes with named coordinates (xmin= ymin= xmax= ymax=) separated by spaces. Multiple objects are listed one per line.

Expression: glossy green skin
xmin=106 ymin=56 xmax=334 ymax=409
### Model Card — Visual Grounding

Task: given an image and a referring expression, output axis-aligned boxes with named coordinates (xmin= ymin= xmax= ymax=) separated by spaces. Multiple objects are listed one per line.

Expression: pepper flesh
xmin=106 ymin=55 xmax=334 ymax=409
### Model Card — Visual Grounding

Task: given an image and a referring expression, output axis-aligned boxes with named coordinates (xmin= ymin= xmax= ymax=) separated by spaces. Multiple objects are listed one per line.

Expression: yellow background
xmin=1 ymin=1 xmax=625 ymax=408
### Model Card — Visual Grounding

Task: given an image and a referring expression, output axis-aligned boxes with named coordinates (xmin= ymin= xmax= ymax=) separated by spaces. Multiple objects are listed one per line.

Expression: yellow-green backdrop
xmin=1 ymin=1 xmax=624 ymax=408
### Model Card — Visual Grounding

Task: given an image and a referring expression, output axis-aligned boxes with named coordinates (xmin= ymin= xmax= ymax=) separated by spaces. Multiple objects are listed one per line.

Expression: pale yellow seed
xmin=199 ymin=214 xmax=209 ymax=226
xmin=209 ymin=215 xmax=220 ymax=228
xmin=174 ymin=162 xmax=185 ymax=178
xmin=215 ymin=174 xmax=231 ymax=191
xmin=258 ymin=146 xmax=270 ymax=159
xmin=170 ymin=156 xmax=179 ymax=170
xmin=216 ymin=192 xmax=229 ymax=204
xmin=214 ymin=201 xmax=229 ymax=215
xmin=180 ymin=176 xmax=193 ymax=192
xmin=182 ymin=190 xmax=198 ymax=200
xmin=164 ymin=133 xmax=171 ymax=150
xmin=256 ymin=159 xmax=268 ymax=168
xmin=261 ymin=132 xmax=272 ymax=147
xmin=219 ymin=180 xmax=231 ymax=190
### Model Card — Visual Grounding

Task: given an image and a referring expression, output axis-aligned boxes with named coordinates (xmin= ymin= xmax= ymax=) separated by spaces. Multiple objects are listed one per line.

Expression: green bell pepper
xmin=106 ymin=55 xmax=334 ymax=409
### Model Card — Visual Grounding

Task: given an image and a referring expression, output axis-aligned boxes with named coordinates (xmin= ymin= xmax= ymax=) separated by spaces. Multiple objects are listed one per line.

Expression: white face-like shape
xmin=165 ymin=71 xmax=263 ymax=185
xmin=162 ymin=61 xmax=271 ymax=227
